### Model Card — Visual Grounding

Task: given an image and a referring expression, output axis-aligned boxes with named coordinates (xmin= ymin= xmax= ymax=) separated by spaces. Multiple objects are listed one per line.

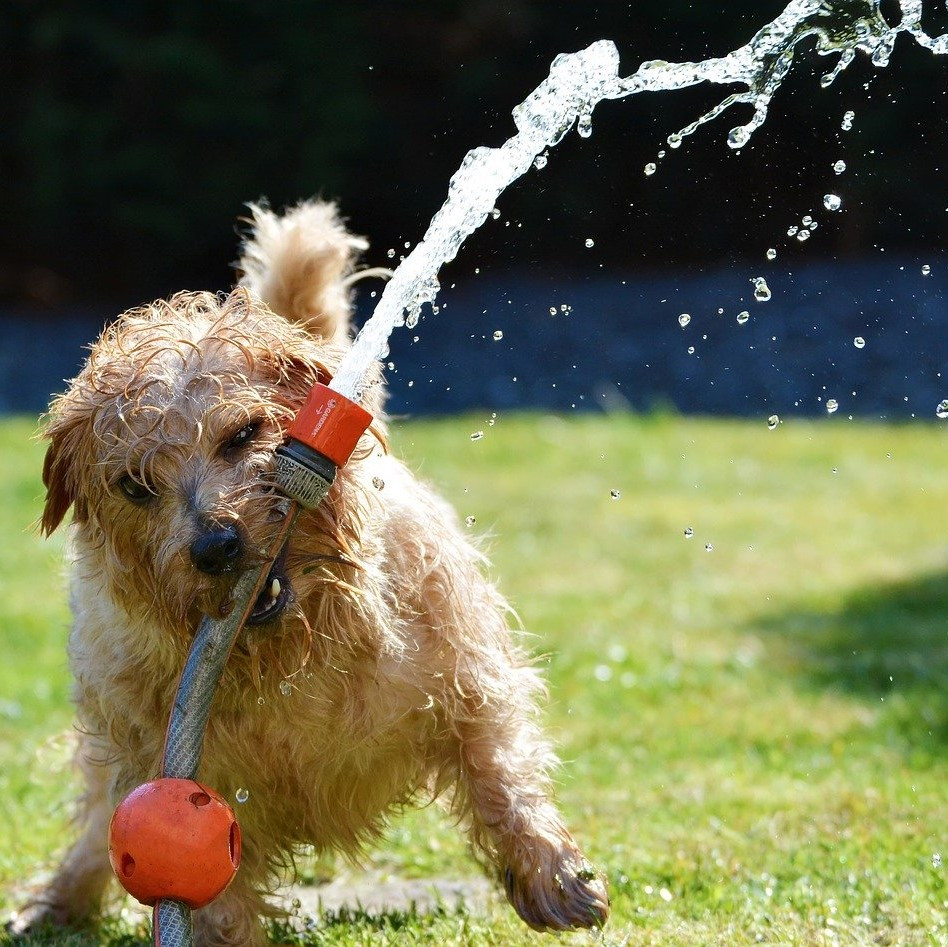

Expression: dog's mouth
xmin=245 ymin=540 xmax=292 ymax=625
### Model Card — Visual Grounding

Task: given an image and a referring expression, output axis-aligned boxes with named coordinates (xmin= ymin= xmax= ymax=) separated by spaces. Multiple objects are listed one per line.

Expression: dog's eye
xmin=117 ymin=475 xmax=154 ymax=504
xmin=225 ymin=423 xmax=259 ymax=453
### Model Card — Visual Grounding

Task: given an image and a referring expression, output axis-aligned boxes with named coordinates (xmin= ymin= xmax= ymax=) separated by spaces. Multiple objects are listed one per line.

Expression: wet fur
xmin=13 ymin=201 xmax=609 ymax=945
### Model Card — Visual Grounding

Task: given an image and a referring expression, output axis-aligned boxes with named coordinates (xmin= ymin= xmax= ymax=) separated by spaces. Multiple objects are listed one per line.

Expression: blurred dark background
xmin=3 ymin=0 xmax=948 ymax=418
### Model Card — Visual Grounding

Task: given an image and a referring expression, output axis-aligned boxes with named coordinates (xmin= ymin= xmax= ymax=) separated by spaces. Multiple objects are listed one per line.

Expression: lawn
xmin=1 ymin=411 xmax=946 ymax=946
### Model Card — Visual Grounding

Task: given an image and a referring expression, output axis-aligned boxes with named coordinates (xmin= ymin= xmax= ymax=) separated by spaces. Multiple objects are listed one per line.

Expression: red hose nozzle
xmin=287 ymin=383 xmax=372 ymax=468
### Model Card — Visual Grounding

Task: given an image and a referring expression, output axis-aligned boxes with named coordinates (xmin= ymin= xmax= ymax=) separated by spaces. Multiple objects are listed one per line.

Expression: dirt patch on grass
xmin=286 ymin=870 xmax=494 ymax=917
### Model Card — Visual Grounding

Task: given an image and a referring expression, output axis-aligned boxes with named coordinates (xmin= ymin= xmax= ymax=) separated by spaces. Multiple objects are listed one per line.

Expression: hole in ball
xmin=121 ymin=852 xmax=136 ymax=877
xmin=189 ymin=791 xmax=211 ymax=807
xmin=229 ymin=820 xmax=241 ymax=868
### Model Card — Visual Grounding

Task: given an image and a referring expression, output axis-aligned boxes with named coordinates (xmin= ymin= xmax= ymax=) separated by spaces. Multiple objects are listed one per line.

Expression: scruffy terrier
xmin=14 ymin=201 xmax=609 ymax=945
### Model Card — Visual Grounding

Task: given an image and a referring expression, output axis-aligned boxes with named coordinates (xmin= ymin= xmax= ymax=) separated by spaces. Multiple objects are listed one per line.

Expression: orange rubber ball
xmin=108 ymin=778 xmax=241 ymax=909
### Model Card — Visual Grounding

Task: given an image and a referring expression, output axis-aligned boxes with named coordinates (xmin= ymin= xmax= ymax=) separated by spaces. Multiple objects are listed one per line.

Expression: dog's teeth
xmin=270 ymin=578 xmax=281 ymax=599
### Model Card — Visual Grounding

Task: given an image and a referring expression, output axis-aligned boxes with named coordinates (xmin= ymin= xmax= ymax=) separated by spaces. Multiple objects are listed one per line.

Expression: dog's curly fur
xmin=14 ymin=201 xmax=609 ymax=945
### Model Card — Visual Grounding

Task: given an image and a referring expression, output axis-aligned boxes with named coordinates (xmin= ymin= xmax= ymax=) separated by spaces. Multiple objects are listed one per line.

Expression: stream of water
xmin=329 ymin=0 xmax=948 ymax=404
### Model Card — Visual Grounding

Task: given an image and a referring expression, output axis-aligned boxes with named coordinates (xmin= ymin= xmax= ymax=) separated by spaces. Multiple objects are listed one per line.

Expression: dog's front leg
xmin=450 ymin=670 xmax=610 ymax=932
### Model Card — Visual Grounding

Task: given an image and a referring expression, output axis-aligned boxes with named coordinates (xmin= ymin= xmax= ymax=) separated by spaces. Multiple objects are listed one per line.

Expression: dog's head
xmin=42 ymin=287 xmax=383 ymax=636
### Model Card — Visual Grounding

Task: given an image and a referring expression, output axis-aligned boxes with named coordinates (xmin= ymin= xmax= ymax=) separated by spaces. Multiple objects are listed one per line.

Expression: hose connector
xmin=274 ymin=384 xmax=372 ymax=508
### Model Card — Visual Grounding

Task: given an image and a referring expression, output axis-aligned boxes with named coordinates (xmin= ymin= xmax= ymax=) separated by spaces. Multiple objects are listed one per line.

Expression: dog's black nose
xmin=190 ymin=524 xmax=244 ymax=575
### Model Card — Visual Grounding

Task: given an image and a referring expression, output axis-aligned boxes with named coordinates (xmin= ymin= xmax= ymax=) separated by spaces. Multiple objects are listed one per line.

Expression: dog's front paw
xmin=504 ymin=852 xmax=610 ymax=932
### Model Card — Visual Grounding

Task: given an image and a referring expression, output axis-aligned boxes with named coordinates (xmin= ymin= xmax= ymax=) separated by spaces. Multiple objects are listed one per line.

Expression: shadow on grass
xmin=754 ymin=570 xmax=948 ymax=748
xmin=3 ymin=906 xmax=480 ymax=947
xmin=2 ymin=925 xmax=149 ymax=947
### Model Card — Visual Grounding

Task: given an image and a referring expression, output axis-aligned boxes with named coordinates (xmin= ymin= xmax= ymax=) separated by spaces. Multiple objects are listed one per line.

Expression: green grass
xmin=2 ymin=411 xmax=947 ymax=946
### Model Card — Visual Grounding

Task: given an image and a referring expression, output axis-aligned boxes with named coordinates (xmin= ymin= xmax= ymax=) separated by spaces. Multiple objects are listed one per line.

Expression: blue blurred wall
xmin=6 ymin=257 xmax=947 ymax=421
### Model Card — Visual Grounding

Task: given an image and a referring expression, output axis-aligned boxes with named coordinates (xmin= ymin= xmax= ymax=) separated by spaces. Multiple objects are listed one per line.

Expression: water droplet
xmin=796 ymin=229 xmax=811 ymax=242
xmin=833 ymin=160 xmax=847 ymax=174
xmin=937 ymin=400 xmax=948 ymax=419
xmin=372 ymin=476 xmax=385 ymax=491
xmin=823 ymin=194 xmax=842 ymax=212
xmin=705 ymin=543 xmax=714 ymax=552
xmin=549 ymin=307 xmax=557 ymax=316
xmin=921 ymin=264 xmax=932 ymax=276
xmin=533 ymin=154 xmax=548 ymax=170
xmin=584 ymin=238 xmax=595 ymax=249
xmin=593 ymin=664 xmax=613 ymax=682
xmin=470 ymin=431 xmax=484 ymax=441
xmin=767 ymin=415 xmax=780 ymax=430
xmin=727 ymin=125 xmax=749 ymax=149
xmin=736 ymin=310 xmax=750 ymax=325
xmin=279 ymin=680 xmax=292 ymax=697
xmin=853 ymin=336 xmax=866 ymax=349
xmin=492 ymin=329 xmax=504 ymax=341
xmin=841 ymin=110 xmax=855 ymax=131
xmin=752 ymin=277 xmax=772 ymax=302
xmin=235 ymin=788 xmax=249 ymax=804
xmin=610 ymin=490 xmax=621 ymax=500
xmin=577 ymin=113 xmax=593 ymax=138
xmin=686 ymin=346 xmax=695 ymax=355
xmin=256 ymin=696 xmax=265 ymax=705
xmin=644 ymin=162 xmax=657 ymax=176
xmin=488 ymin=412 xmax=497 ymax=427
xmin=933 ymin=853 xmax=943 ymax=869
xmin=667 ymin=132 xmax=682 ymax=149
xmin=465 ymin=515 xmax=476 ymax=527
xmin=787 ymin=225 xmax=799 ymax=237
xmin=766 ymin=248 xmax=777 ymax=261
xmin=659 ymin=887 xmax=674 ymax=902
xmin=826 ymin=399 xmax=839 ymax=414
xmin=684 ymin=527 xmax=694 ymax=539
xmin=678 ymin=313 xmax=691 ymax=328
xmin=490 ymin=207 xmax=501 ymax=220
xmin=386 ymin=248 xmax=395 ymax=259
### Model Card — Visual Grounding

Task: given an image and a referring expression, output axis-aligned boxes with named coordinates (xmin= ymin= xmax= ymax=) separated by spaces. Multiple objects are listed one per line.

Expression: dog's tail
xmin=237 ymin=200 xmax=368 ymax=342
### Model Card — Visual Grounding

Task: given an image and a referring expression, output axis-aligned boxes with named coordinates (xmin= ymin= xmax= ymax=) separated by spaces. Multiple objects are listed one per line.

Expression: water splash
xmin=329 ymin=40 xmax=625 ymax=399
xmin=329 ymin=0 xmax=948 ymax=402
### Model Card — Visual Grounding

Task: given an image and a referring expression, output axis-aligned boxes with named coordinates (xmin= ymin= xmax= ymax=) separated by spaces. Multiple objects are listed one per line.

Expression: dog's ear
xmin=237 ymin=200 xmax=368 ymax=344
xmin=40 ymin=403 xmax=89 ymax=536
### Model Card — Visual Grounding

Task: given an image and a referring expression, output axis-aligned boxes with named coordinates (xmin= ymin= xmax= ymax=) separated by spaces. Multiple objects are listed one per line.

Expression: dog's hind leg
xmin=9 ymin=734 xmax=116 ymax=935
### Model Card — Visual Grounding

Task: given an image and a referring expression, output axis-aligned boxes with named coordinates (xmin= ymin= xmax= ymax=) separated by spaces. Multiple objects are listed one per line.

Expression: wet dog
xmin=14 ymin=201 xmax=609 ymax=945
